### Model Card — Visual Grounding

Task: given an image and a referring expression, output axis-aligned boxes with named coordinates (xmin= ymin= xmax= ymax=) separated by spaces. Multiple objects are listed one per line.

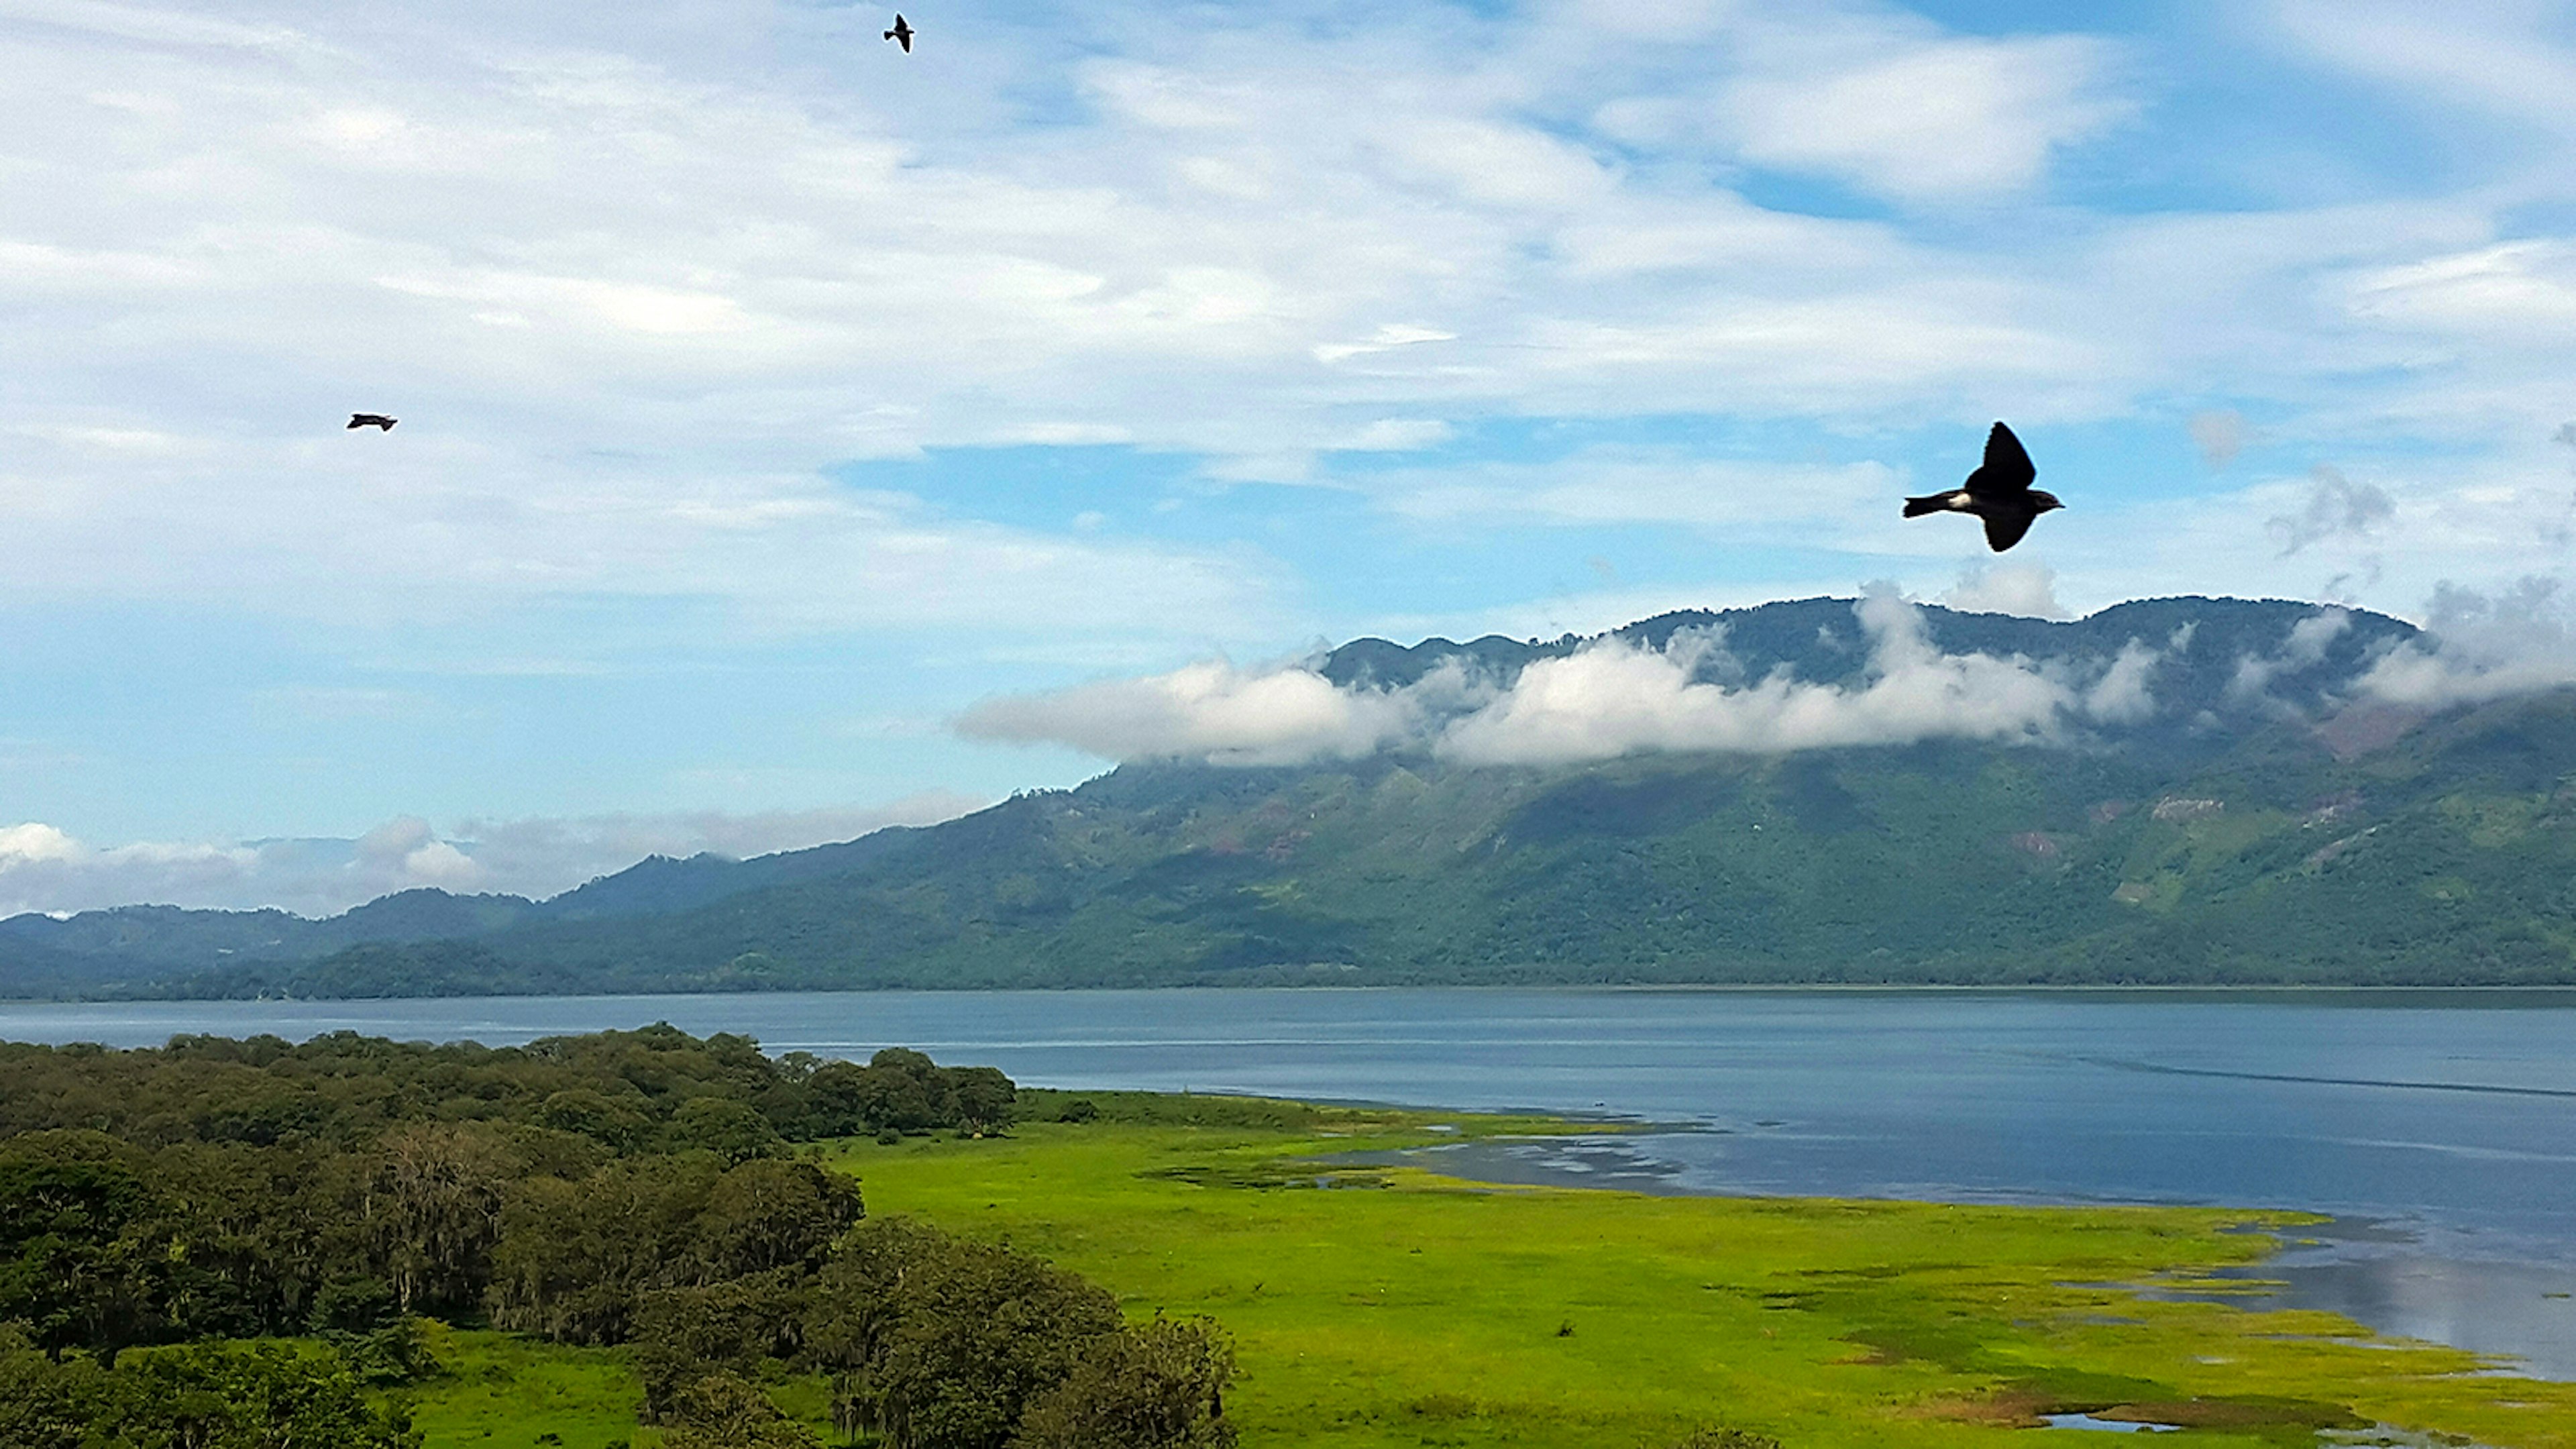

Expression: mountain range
xmin=10 ymin=594 xmax=2576 ymax=999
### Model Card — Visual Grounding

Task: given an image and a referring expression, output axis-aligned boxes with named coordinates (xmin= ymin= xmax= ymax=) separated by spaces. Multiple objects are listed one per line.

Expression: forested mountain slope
xmin=13 ymin=594 xmax=2576 ymax=997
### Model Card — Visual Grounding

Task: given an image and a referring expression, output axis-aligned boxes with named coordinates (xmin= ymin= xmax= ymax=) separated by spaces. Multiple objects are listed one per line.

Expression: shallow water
xmin=4 ymin=986 xmax=2572 ymax=1375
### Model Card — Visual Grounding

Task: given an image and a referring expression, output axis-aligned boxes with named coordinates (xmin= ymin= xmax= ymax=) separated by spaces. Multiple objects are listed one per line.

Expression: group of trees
xmin=1 ymin=1331 xmax=421 ymax=1449
xmin=633 ymin=1216 xmax=1234 ymax=1449
xmin=0 ymin=1026 xmax=1018 ymax=1150
xmin=0 ymin=1027 xmax=1232 ymax=1449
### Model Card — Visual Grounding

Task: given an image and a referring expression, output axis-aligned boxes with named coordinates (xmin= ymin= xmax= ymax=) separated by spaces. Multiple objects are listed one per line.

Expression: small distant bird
xmin=883 ymin=13 xmax=912 ymax=51
xmin=1903 ymin=421 xmax=2063 ymax=552
xmin=347 ymin=413 xmax=397 ymax=431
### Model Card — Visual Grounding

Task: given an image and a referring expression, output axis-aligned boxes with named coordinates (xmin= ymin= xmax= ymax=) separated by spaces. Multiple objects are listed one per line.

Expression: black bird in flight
xmin=1903 ymin=421 xmax=2062 ymax=552
xmin=347 ymin=413 xmax=397 ymax=431
xmin=884 ymin=13 xmax=912 ymax=51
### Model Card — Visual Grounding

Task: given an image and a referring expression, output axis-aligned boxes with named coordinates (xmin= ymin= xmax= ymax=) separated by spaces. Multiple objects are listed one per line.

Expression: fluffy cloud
xmin=964 ymin=594 xmax=2163 ymax=769
xmin=2356 ymin=578 xmax=2576 ymax=707
xmin=956 ymin=659 xmax=1449 ymax=767
xmin=2267 ymin=466 xmax=2394 ymax=556
xmin=2190 ymin=409 xmax=2247 ymax=470
xmin=0 ymin=0 xmax=2558 ymax=650
xmin=1715 ymin=25 xmax=2133 ymax=203
xmin=1374 ymin=454 xmax=1894 ymax=531
xmin=1941 ymin=561 xmax=2068 ymax=619
xmin=0 ymin=794 xmax=980 ymax=918
xmin=1438 ymin=595 xmax=2094 ymax=763
xmin=2227 ymin=606 xmax=2353 ymax=710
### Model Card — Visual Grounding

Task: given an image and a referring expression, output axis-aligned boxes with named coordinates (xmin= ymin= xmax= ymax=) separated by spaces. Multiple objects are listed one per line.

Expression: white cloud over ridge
xmin=2357 ymin=578 xmax=2576 ymax=708
xmin=0 ymin=794 xmax=981 ymax=919
xmin=962 ymin=594 xmax=2165 ymax=769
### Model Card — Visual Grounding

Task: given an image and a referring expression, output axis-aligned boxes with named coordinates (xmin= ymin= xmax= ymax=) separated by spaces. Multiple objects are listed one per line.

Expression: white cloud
xmin=961 ymin=594 xmax=2164 ymax=769
xmin=1377 ymin=454 xmax=1893 ymax=530
xmin=1718 ymin=27 xmax=2132 ymax=202
xmin=2228 ymin=605 xmax=2353 ymax=710
xmin=2084 ymin=639 xmax=2161 ymax=725
xmin=1438 ymin=594 xmax=2086 ymax=764
xmin=2268 ymin=464 xmax=2394 ymax=555
xmin=2346 ymin=241 xmax=2576 ymax=347
xmin=0 ymin=794 xmax=982 ymax=918
xmin=956 ymin=658 xmax=1447 ymax=767
xmin=0 ymin=822 xmax=85 ymax=867
xmin=2190 ymin=409 xmax=2247 ymax=470
xmin=1 ymin=0 xmax=2546 ymax=663
xmin=2271 ymin=0 xmax=2576 ymax=144
xmin=1941 ymin=561 xmax=2068 ymax=619
xmin=2357 ymin=578 xmax=2576 ymax=707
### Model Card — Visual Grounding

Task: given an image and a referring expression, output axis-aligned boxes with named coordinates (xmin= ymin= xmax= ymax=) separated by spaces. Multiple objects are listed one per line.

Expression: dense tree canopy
xmin=0 ymin=1028 xmax=1231 ymax=1449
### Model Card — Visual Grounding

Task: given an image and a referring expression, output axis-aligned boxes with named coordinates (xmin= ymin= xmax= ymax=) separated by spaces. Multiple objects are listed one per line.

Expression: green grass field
xmin=409 ymin=1094 xmax=2576 ymax=1448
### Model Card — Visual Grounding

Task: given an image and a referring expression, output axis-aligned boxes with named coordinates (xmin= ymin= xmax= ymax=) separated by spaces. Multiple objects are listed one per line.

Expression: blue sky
xmin=7 ymin=0 xmax=2576 ymax=913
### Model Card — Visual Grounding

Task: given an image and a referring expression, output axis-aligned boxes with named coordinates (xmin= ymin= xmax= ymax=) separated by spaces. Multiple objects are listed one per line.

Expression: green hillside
xmin=16 ymin=594 xmax=2576 ymax=998
xmin=185 ymin=687 xmax=2576 ymax=996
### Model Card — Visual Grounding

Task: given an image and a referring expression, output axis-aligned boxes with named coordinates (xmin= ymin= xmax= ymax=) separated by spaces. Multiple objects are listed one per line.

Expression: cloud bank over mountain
xmin=2358 ymin=578 xmax=2576 ymax=708
xmin=962 ymin=594 xmax=2182 ymax=768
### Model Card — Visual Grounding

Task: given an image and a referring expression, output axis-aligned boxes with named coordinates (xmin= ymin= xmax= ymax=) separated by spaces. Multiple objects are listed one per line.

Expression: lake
xmin=5 ymin=985 xmax=2574 ymax=1377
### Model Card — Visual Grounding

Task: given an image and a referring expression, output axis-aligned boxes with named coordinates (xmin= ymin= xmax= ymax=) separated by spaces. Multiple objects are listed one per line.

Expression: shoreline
xmin=13 ymin=979 xmax=2576 ymax=1013
xmin=1354 ymin=1128 xmax=2576 ymax=1383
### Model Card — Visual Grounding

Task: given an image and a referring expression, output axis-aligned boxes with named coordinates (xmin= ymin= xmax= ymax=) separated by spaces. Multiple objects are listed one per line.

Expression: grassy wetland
xmin=405 ymin=1090 xmax=2576 ymax=1449
xmin=9 ymin=1029 xmax=2569 ymax=1449
xmin=828 ymin=1095 xmax=2576 ymax=1448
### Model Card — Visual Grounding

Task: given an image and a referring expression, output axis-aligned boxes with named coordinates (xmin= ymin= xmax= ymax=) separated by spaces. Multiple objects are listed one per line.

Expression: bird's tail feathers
xmin=1901 ymin=494 xmax=1947 ymax=518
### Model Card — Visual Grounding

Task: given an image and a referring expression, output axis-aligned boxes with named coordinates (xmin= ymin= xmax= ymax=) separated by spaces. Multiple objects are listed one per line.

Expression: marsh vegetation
xmin=6 ymin=1028 xmax=2574 ymax=1448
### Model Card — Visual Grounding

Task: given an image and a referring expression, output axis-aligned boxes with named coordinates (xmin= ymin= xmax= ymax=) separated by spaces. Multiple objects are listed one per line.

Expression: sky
xmin=7 ymin=0 xmax=2576 ymax=916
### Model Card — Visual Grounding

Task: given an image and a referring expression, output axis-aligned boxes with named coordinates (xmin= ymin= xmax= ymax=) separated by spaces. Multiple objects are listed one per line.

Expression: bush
xmin=659 ymin=1371 xmax=822 ymax=1449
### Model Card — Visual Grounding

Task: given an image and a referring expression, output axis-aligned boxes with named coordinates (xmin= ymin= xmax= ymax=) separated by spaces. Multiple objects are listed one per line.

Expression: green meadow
xmin=411 ymin=1092 xmax=2576 ymax=1449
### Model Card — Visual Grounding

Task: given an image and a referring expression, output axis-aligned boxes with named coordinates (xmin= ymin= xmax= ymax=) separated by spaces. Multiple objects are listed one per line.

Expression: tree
xmin=634 ymin=1270 xmax=809 ymax=1421
xmin=488 ymin=1157 xmax=855 ymax=1347
xmin=807 ymin=1219 xmax=1122 ymax=1449
xmin=535 ymin=1089 xmax=651 ymax=1152
xmin=1012 ymin=1318 xmax=1236 ymax=1449
xmin=362 ymin=1123 xmax=518 ymax=1316
xmin=949 ymin=1069 xmax=1017 ymax=1136
xmin=694 ymin=1159 xmax=864 ymax=1282
xmin=853 ymin=1051 xmax=951 ymax=1136
xmin=670 ymin=1097 xmax=786 ymax=1166
xmin=487 ymin=1158 xmax=722 ymax=1345
xmin=0 ymin=1330 xmax=419 ymax=1449
xmin=0 ymin=1132 xmax=171 ymax=1362
xmin=659 ymin=1371 xmax=823 ymax=1449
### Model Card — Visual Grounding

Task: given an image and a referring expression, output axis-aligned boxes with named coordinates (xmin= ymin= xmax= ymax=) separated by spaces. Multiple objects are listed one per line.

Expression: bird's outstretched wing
xmin=1983 ymin=506 xmax=2036 ymax=553
xmin=1980 ymin=421 xmax=2035 ymax=493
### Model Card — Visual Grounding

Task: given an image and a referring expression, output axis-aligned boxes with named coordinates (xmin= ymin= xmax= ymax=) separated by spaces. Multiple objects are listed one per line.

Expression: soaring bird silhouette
xmin=884 ymin=13 xmax=912 ymax=50
xmin=1903 ymin=421 xmax=2062 ymax=552
xmin=347 ymin=413 xmax=397 ymax=431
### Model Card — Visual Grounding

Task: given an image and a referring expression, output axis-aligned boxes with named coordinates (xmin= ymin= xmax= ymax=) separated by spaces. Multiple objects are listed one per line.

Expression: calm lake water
xmin=5 ymin=986 xmax=2573 ymax=1376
